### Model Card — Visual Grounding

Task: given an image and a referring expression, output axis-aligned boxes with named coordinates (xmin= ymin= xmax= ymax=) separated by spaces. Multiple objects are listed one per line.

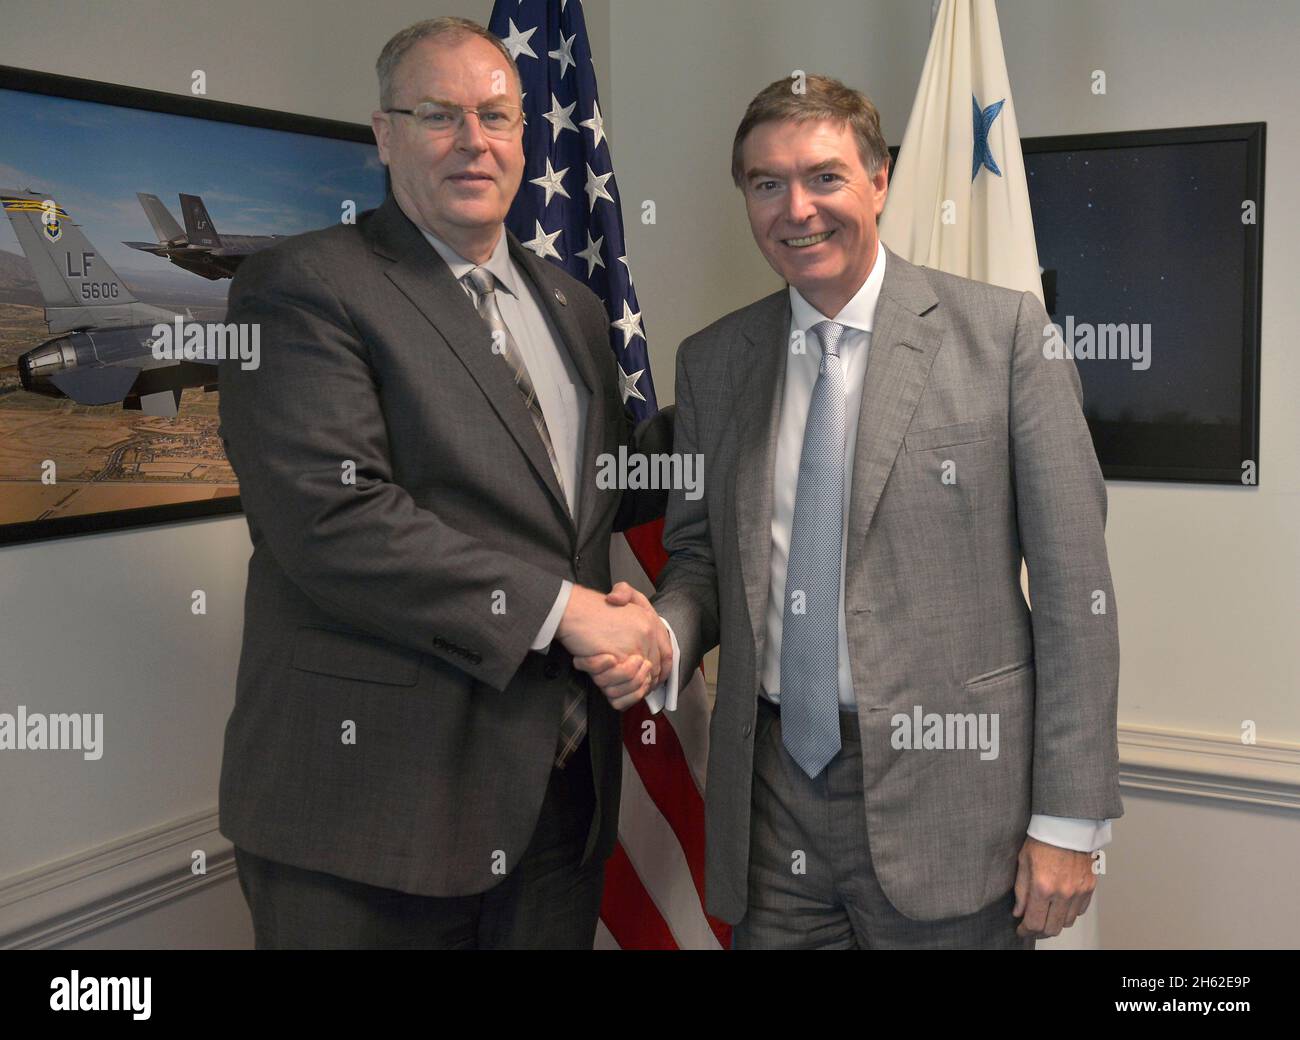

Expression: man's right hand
xmin=556 ymin=583 xmax=672 ymax=710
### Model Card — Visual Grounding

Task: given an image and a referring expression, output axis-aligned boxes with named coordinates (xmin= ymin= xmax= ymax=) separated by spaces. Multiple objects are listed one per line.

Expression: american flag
xmin=488 ymin=0 xmax=729 ymax=950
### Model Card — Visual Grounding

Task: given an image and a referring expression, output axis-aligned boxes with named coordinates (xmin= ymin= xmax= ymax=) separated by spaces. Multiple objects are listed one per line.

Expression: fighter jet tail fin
xmin=179 ymin=193 xmax=221 ymax=248
xmin=0 ymin=189 xmax=141 ymax=320
xmin=137 ymin=192 xmax=187 ymax=246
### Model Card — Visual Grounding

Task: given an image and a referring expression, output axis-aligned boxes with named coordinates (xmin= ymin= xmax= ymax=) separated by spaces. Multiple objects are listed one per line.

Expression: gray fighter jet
xmin=124 ymin=192 xmax=282 ymax=280
xmin=0 ymin=188 xmax=217 ymax=417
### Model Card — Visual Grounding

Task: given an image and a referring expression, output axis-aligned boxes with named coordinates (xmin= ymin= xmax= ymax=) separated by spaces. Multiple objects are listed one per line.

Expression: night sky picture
xmin=1024 ymin=132 xmax=1261 ymax=481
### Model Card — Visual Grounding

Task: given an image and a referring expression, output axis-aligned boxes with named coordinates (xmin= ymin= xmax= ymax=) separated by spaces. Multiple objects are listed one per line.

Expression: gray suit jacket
xmin=216 ymin=193 xmax=670 ymax=897
xmin=654 ymin=245 xmax=1122 ymax=924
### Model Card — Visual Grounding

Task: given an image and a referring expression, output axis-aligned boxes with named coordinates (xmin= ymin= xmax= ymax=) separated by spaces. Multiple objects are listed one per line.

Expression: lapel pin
xmin=554 ymin=288 xmax=567 ymax=306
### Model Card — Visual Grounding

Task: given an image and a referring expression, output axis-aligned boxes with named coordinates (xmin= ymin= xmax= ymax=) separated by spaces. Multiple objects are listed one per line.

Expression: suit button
xmin=573 ymin=553 xmax=581 ymax=569
xmin=742 ymin=723 xmax=752 ymax=738
xmin=544 ymin=662 xmax=561 ymax=679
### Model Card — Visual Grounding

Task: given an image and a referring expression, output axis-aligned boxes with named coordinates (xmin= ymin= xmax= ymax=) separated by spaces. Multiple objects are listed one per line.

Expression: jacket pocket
xmin=290 ymin=625 xmax=421 ymax=686
xmin=904 ymin=415 xmax=997 ymax=453
xmin=963 ymin=658 xmax=1033 ymax=691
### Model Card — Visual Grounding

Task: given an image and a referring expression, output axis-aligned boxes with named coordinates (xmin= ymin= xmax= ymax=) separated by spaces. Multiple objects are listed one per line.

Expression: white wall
xmin=2 ymin=0 xmax=1296 ymax=949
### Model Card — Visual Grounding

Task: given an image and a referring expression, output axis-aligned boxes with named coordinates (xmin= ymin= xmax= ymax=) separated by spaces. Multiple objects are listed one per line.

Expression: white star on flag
xmin=500 ymin=19 xmax=537 ymax=61
xmin=522 ymin=219 xmax=563 ymax=261
xmin=543 ymin=94 xmax=578 ymax=142
xmin=610 ymin=299 xmax=644 ymax=348
xmin=618 ymin=364 xmax=647 ymax=404
xmin=549 ymin=32 xmax=577 ymax=78
xmin=529 ymin=158 xmax=570 ymax=206
xmin=580 ymin=101 xmax=606 ymax=150
xmin=585 ymin=163 xmax=614 ymax=211
xmin=576 ymin=231 xmax=605 ymax=277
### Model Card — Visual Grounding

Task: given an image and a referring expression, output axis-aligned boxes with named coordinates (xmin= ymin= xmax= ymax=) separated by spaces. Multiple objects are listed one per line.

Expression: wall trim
xmin=1118 ymin=723 xmax=1300 ymax=811
xmin=2 ymin=725 xmax=1297 ymax=948
xmin=0 ymin=809 xmax=234 ymax=949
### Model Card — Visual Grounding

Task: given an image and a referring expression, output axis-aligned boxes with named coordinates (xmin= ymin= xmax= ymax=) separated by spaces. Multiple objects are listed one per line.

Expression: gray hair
xmin=376 ymin=17 xmax=521 ymax=110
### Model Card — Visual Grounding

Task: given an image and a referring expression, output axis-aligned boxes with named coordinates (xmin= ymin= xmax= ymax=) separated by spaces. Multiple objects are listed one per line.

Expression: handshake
xmin=555 ymin=582 xmax=673 ymax=711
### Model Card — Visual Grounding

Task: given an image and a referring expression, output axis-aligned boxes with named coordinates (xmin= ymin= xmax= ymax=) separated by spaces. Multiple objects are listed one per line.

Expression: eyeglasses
xmin=383 ymin=100 xmax=522 ymax=138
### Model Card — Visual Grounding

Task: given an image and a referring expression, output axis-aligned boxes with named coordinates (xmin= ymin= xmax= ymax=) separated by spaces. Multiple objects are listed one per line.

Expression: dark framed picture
xmin=1023 ymin=123 xmax=1265 ymax=485
xmin=889 ymin=122 xmax=1265 ymax=485
xmin=0 ymin=65 xmax=387 ymax=546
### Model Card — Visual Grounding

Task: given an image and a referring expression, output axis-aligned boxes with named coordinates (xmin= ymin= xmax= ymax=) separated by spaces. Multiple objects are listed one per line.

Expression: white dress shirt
xmin=419 ymin=225 xmax=583 ymax=649
xmin=649 ymin=246 xmax=1111 ymax=853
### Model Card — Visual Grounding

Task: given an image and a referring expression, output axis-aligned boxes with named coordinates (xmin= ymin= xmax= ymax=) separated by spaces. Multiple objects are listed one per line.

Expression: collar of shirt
xmin=787 ymin=241 xmax=888 ymax=345
xmin=419 ymin=224 xmax=520 ymax=301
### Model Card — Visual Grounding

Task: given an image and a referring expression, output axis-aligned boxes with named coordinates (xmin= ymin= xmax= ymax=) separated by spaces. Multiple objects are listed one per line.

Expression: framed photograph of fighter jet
xmin=0 ymin=64 xmax=387 ymax=545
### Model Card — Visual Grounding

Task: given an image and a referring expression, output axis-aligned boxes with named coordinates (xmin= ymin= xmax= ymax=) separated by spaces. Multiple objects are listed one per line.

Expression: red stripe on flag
xmin=599 ymin=841 xmax=679 ymax=950
xmin=624 ymin=516 xmax=668 ymax=580
xmin=622 ymin=700 xmax=732 ymax=949
xmin=612 ymin=517 xmax=733 ymax=949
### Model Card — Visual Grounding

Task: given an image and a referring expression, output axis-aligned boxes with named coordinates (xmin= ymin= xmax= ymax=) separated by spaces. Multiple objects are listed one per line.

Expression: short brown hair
xmin=730 ymin=73 xmax=890 ymax=187
xmin=376 ymin=17 xmax=521 ymax=110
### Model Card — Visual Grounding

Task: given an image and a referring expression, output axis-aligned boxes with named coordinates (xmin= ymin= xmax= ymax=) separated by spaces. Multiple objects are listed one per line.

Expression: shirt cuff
xmin=531 ymin=580 xmax=574 ymax=651
xmin=1027 ymin=814 xmax=1113 ymax=853
xmin=644 ymin=617 xmax=681 ymax=715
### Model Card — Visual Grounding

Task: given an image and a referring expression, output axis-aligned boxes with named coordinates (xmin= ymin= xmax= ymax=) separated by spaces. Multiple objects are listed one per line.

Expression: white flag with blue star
xmin=879 ymin=0 xmax=1043 ymax=305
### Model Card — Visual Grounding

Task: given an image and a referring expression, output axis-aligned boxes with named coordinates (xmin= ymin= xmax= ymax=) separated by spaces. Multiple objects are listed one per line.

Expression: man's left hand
xmin=1012 ymin=835 xmax=1098 ymax=939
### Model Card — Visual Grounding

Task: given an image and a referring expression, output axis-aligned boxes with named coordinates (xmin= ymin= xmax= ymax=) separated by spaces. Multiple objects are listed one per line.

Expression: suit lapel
xmin=507 ymin=236 xmax=609 ymax=545
xmin=844 ymin=247 xmax=943 ymax=577
xmin=366 ymin=195 xmax=598 ymax=534
xmin=731 ymin=249 xmax=942 ymax=672
xmin=732 ymin=290 xmax=790 ymax=668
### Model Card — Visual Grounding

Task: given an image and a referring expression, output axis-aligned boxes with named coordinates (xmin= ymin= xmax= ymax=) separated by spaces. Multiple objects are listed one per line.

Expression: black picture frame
xmin=1023 ymin=122 xmax=1264 ymax=485
xmin=0 ymin=64 xmax=382 ymax=546
xmin=888 ymin=122 xmax=1265 ymax=485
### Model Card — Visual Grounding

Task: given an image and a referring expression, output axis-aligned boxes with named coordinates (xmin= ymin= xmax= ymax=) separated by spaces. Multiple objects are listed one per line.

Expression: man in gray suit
xmin=583 ymin=74 xmax=1122 ymax=948
xmin=217 ymin=17 xmax=671 ymax=949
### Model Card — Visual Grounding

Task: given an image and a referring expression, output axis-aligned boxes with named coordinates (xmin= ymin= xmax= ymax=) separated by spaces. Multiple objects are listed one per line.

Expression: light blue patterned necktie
xmin=779 ymin=320 xmax=848 ymax=779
